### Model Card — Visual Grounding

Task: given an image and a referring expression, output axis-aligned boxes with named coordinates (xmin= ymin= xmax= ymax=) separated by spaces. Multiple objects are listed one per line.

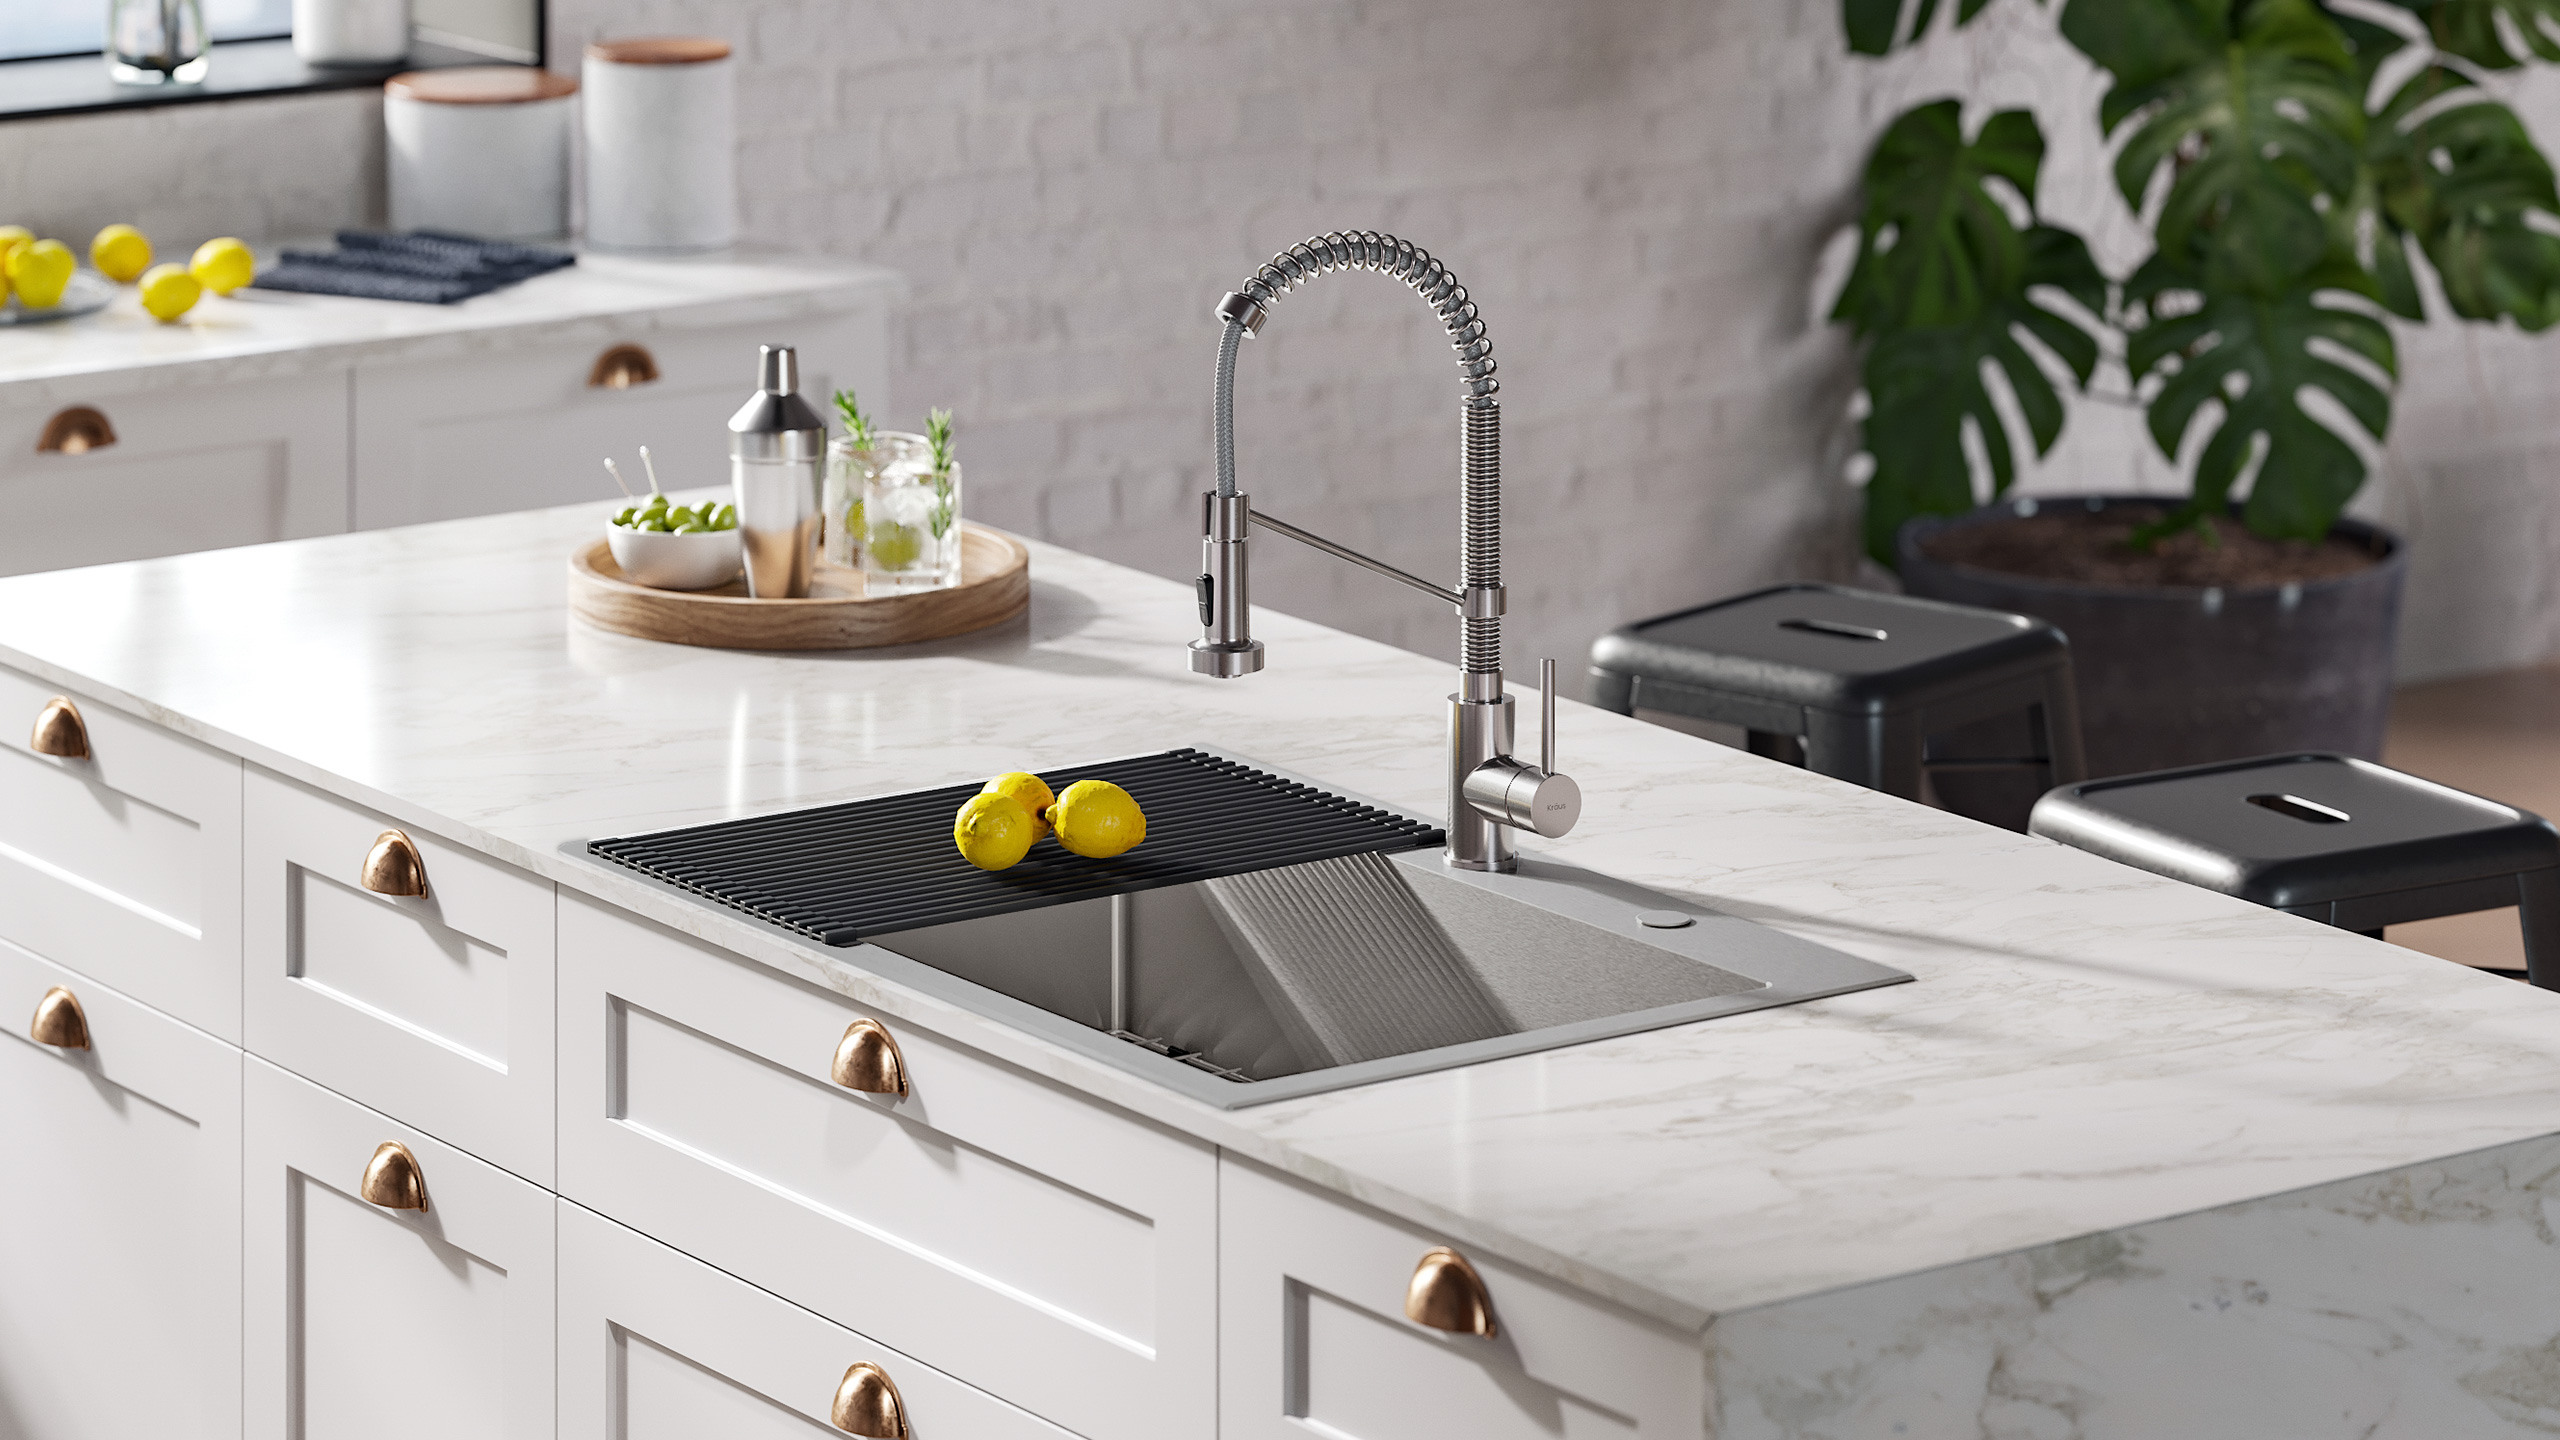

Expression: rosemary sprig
xmin=925 ymin=407 xmax=956 ymax=541
xmin=832 ymin=389 xmax=876 ymax=448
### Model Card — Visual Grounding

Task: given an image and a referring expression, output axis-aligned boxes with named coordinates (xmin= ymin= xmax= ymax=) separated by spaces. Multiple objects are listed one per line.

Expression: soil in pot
xmin=1898 ymin=497 xmax=2405 ymax=832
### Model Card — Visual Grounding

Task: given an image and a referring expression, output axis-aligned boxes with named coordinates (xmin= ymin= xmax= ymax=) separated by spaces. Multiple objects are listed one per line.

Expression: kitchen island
xmin=3 ymin=500 xmax=2559 ymax=1439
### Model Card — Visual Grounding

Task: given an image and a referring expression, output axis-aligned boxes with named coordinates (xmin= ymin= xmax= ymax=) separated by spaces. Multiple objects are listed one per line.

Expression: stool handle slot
xmin=2247 ymin=793 xmax=2351 ymax=825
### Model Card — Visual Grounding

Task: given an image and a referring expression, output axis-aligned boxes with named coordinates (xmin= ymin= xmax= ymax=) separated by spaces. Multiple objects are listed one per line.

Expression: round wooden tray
xmin=568 ymin=523 xmax=1030 ymax=650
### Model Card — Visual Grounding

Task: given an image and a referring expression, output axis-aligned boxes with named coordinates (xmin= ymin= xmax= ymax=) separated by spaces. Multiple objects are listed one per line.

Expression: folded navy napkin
xmin=250 ymin=230 xmax=576 ymax=304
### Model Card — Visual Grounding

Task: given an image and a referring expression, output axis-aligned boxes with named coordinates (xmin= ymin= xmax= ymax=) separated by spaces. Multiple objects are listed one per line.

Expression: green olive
xmin=671 ymin=522 xmax=705 ymax=534
xmin=644 ymin=517 xmax=673 ymax=532
xmin=710 ymin=503 xmax=737 ymax=530
xmin=612 ymin=506 xmax=637 ymax=527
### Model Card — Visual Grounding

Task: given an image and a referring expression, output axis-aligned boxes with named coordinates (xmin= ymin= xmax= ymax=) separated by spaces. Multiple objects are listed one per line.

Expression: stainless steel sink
xmin=860 ymin=847 xmax=1909 ymax=1108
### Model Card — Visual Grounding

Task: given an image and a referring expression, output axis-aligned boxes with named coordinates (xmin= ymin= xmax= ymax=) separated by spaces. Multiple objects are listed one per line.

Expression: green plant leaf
xmin=2360 ymin=63 xmax=2560 ymax=326
xmin=2368 ymin=0 xmax=2560 ymax=68
xmin=2071 ymin=0 xmax=2366 ymax=296
xmin=1843 ymin=0 xmax=2002 ymax=55
xmin=1836 ymin=101 xmax=2107 ymax=563
xmin=2124 ymin=261 xmax=2396 ymax=538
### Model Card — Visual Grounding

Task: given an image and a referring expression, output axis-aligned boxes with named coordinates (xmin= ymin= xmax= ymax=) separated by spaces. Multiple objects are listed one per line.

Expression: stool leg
xmin=1746 ymin=731 xmax=1806 ymax=767
xmin=1804 ymin=710 xmax=1926 ymax=800
xmin=1589 ymin=667 xmax=1634 ymax=715
xmin=2038 ymin=663 xmax=2087 ymax=785
xmin=2520 ymin=868 xmax=2560 ymax=991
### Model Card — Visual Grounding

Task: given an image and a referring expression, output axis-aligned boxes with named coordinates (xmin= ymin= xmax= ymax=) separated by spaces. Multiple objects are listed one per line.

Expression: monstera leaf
xmin=2124 ymin=259 xmax=2396 ymax=538
xmin=2067 ymin=0 xmax=2366 ymax=296
xmin=2359 ymin=62 xmax=2560 ymax=325
xmin=1835 ymin=101 xmax=2107 ymax=562
xmin=1843 ymin=0 xmax=2000 ymax=54
xmin=2369 ymin=0 xmax=2560 ymax=67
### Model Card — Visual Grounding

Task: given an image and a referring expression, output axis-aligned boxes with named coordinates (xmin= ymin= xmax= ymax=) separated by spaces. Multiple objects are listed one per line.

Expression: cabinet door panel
xmin=1221 ymin=1157 xmax=1707 ymax=1440
xmin=0 ymin=666 xmax=243 ymax=1039
xmin=244 ymin=1058 xmax=554 ymax=1440
xmin=0 ymin=372 xmax=348 ymax=575
xmin=245 ymin=767 xmax=555 ymax=1183
xmin=559 ymin=1200 xmax=1074 ymax=1440
xmin=350 ymin=313 xmax=884 ymax=529
xmin=0 ymin=938 xmax=242 ymax=1440
xmin=558 ymin=892 xmax=1216 ymax=1440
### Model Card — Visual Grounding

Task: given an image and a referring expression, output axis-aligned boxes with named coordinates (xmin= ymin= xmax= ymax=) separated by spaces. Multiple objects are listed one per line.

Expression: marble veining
xmin=0 ymin=250 xmax=900 ymax=398
xmin=1 ymin=501 xmax=2557 ymax=1336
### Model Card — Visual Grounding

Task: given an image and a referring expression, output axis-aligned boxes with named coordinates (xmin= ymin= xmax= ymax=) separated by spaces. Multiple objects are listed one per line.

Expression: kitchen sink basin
xmin=861 ymin=847 xmax=1909 ymax=1108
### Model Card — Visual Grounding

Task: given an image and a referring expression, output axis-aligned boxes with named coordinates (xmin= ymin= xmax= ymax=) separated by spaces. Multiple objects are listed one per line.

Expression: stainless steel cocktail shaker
xmin=728 ymin=344 xmax=827 ymax=598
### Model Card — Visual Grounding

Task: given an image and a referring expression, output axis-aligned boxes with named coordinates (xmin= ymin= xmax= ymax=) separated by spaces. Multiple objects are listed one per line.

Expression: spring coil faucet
xmin=1190 ymin=230 xmax=1579 ymax=871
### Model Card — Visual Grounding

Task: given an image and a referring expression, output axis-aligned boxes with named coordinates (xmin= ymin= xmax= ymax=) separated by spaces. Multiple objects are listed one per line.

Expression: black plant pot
xmin=1896 ymin=495 xmax=2407 ymax=822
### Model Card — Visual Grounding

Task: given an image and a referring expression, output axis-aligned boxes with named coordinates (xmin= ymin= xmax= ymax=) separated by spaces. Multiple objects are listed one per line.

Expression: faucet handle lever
xmin=1540 ymin=658 xmax=1558 ymax=777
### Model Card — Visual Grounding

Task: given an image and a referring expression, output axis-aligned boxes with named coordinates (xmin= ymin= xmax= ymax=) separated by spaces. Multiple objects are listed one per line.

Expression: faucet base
xmin=1189 ymin=640 xmax=1266 ymax=677
xmin=1445 ymin=691 xmax=1516 ymax=871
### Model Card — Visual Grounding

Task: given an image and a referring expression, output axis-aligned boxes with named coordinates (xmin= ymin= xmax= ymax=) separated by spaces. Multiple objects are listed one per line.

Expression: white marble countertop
xmin=4 ymin=501 xmax=2558 ymax=1334
xmin=0 ymin=249 xmax=900 ymax=399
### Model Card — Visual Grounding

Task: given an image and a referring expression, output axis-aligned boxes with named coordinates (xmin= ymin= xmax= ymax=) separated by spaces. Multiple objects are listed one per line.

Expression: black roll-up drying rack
xmin=586 ymin=748 xmax=1443 ymax=946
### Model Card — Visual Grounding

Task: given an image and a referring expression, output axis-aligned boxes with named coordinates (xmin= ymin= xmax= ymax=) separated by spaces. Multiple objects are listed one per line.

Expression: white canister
xmin=386 ymin=68 xmax=578 ymax=240
xmin=582 ymin=37 xmax=737 ymax=253
xmin=292 ymin=0 xmax=408 ymax=65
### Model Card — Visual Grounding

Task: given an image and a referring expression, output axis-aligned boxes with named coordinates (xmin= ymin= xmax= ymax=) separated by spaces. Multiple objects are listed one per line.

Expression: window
xmin=5 ymin=0 xmax=294 ymax=63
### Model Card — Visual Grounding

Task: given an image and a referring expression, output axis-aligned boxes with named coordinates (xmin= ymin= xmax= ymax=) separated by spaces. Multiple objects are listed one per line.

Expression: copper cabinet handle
xmin=29 ymin=986 xmax=91 ymax=1050
xmin=361 ymin=830 xmax=429 ymax=898
xmin=830 ymin=1019 xmax=910 ymax=1097
xmin=829 ymin=1362 xmax=909 ymax=1438
xmin=1405 ymin=1246 xmax=1497 ymax=1337
xmin=360 ymin=1141 xmax=429 ymax=1212
xmin=30 ymin=696 xmax=89 ymax=758
xmin=37 ymin=406 xmax=116 ymax=455
xmin=588 ymin=343 xmax=660 ymax=390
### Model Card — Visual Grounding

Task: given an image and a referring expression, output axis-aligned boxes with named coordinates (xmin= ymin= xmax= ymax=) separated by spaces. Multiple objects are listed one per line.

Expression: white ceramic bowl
xmin=606 ymin=521 xmax=741 ymax=591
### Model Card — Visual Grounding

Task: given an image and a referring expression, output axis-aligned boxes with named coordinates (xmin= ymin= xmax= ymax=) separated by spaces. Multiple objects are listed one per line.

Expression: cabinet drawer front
xmin=245 ymin=1057 xmax=555 ymax=1440
xmin=560 ymin=1200 xmax=1075 ymax=1440
xmin=244 ymin=767 xmax=555 ymax=1183
xmin=0 ymin=372 xmax=349 ymax=576
xmin=351 ymin=313 xmax=884 ymax=529
xmin=0 ymin=667 xmax=243 ymax=1039
xmin=1221 ymin=1158 xmax=1707 ymax=1440
xmin=0 ymin=939 xmax=243 ymax=1440
xmin=559 ymin=892 xmax=1217 ymax=1440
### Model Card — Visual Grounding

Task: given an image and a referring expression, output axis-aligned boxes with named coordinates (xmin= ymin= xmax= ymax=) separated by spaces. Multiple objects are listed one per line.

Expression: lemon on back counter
xmin=90 ymin=224 xmax=152 ymax=282
xmin=0 ymin=226 xmax=31 ymax=299
xmin=139 ymin=263 xmax=201 ymax=323
xmin=190 ymin=236 xmax=254 ymax=295
xmin=953 ymin=792 xmax=1040 ymax=872
xmin=981 ymin=771 xmax=1056 ymax=837
xmin=7 ymin=239 xmax=74 ymax=309
xmin=1049 ymin=780 xmax=1146 ymax=859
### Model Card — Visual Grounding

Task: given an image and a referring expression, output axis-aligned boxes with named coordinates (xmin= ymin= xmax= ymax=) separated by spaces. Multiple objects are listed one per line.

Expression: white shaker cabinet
xmin=0 ymin=372 xmax=349 ymax=577
xmin=1221 ymin=1157 xmax=1708 ymax=1440
xmin=0 ymin=940 xmax=243 ymax=1440
xmin=244 ymin=1057 xmax=556 ymax=1440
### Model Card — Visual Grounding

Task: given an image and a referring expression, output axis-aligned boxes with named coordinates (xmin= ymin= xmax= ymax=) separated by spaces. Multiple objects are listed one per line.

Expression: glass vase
xmin=108 ymin=0 xmax=209 ymax=83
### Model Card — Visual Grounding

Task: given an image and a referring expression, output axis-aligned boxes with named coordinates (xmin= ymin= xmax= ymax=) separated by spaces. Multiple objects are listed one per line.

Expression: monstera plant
xmin=1836 ymin=0 xmax=2560 ymax=565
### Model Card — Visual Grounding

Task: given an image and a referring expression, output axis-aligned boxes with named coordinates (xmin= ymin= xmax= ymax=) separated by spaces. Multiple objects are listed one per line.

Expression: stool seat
xmin=2031 ymin=753 xmax=2560 ymax=987
xmin=1589 ymin=584 xmax=2086 ymax=826
xmin=1588 ymin=584 xmax=2066 ymax=714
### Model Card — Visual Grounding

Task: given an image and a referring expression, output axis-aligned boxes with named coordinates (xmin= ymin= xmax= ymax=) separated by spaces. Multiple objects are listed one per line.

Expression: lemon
xmin=953 ymin=792 xmax=1039 ymax=871
xmin=0 ymin=226 xmax=29 ymax=299
xmin=139 ymin=263 xmax=202 ymax=323
xmin=190 ymin=236 xmax=254 ymax=295
xmin=981 ymin=772 xmax=1056 ymax=838
xmin=8 ymin=240 xmax=74 ymax=310
xmin=90 ymin=224 xmax=152 ymax=283
xmin=1049 ymin=780 xmax=1146 ymax=859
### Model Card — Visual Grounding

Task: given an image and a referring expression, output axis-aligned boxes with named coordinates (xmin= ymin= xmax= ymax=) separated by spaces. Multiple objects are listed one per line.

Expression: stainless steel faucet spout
xmin=1193 ymin=230 xmax=1573 ymax=870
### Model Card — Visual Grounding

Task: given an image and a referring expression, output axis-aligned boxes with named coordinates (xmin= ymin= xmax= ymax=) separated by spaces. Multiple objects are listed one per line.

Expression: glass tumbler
xmin=108 ymin=0 xmax=209 ymax=84
xmin=860 ymin=433 xmax=962 ymax=594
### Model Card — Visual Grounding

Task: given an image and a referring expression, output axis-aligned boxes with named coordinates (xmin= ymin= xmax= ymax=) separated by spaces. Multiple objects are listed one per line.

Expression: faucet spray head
xmin=1188 ymin=490 xmax=1265 ymax=677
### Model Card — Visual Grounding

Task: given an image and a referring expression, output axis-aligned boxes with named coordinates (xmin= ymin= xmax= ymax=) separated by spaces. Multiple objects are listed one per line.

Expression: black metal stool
xmin=2030 ymin=753 xmax=2560 ymax=989
xmin=1587 ymin=583 xmax=2085 ymax=808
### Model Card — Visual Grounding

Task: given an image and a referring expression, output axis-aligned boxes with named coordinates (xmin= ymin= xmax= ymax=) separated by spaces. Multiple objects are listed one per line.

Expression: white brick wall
xmin=4 ymin=0 xmax=2557 ymax=682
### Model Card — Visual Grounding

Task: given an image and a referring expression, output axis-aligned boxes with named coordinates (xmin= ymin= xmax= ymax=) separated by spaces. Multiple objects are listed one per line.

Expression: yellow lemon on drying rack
xmin=953 ymin=792 xmax=1040 ymax=872
xmin=981 ymin=771 xmax=1056 ymax=838
xmin=1049 ymin=780 xmax=1146 ymax=860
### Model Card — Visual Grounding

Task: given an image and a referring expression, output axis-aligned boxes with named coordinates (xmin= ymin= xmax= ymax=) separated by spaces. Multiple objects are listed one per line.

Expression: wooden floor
xmin=2381 ymin=664 xmax=2560 ymax=970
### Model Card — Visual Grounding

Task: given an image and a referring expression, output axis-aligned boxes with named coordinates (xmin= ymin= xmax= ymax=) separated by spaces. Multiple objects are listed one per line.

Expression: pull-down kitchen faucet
xmin=1188 ymin=231 xmax=1579 ymax=872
